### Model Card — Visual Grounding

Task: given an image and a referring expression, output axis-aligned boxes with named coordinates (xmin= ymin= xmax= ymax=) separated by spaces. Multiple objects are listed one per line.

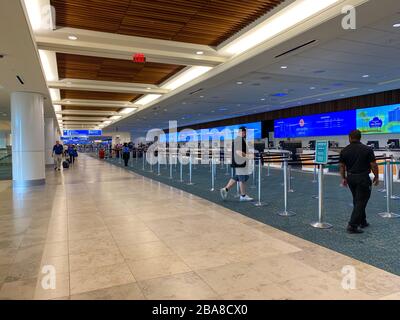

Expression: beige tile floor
xmin=0 ymin=154 xmax=399 ymax=300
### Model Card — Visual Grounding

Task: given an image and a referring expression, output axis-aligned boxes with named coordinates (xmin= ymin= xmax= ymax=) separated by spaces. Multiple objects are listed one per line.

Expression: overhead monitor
xmin=357 ymin=103 xmax=400 ymax=134
xmin=274 ymin=110 xmax=356 ymax=138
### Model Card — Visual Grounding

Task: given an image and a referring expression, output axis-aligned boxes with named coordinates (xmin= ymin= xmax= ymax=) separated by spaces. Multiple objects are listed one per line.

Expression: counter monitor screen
xmin=387 ymin=139 xmax=400 ymax=148
xmin=367 ymin=141 xmax=379 ymax=149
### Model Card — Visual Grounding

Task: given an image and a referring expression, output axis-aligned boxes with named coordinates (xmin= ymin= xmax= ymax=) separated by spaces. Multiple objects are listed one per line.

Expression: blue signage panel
xmin=63 ymin=130 xmax=102 ymax=136
xmin=315 ymin=140 xmax=329 ymax=164
xmin=357 ymin=103 xmax=400 ymax=134
xmin=274 ymin=110 xmax=356 ymax=138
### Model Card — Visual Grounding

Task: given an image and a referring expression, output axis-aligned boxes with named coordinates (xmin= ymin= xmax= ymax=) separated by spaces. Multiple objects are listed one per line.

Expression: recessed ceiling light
xmin=236 ymin=81 xmax=243 ymax=85
xmin=362 ymin=74 xmax=370 ymax=78
xmin=66 ymin=81 xmax=72 ymax=85
xmin=68 ymin=35 xmax=78 ymax=40
xmin=280 ymin=66 xmax=288 ymax=69
xmin=260 ymin=98 xmax=266 ymax=101
xmin=310 ymin=87 xmax=316 ymax=90
xmin=199 ymin=96 xmax=204 ymax=98
xmin=393 ymin=23 xmax=400 ymax=28
xmin=147 ymin=87 xmax=151 ymax=90
xmin=368 ymin=89 xmax=373 ymax=92
xmin=66 ymin=100 xmax=70 ymax=103
xmin=196 ymin=51 xmax=204 ymax=55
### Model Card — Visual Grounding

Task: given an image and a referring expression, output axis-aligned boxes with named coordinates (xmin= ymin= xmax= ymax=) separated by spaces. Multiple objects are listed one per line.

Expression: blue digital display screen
xmin=63 ymin=130 xmax=102 ymax=136
xmin=357 ymin=103 xmax=400 ymax=134
xmin=274 ymin=110 xmax=356 ymax=138
xmin=160 ymin=122 xmax=262 ymax=142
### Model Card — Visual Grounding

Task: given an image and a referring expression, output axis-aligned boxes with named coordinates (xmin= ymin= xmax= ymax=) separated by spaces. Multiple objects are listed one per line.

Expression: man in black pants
xmin=339 ymin=130 xmax=379 ymax=234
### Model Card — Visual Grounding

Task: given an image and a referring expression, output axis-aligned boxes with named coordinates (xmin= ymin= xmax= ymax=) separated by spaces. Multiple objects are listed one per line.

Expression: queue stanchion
xmin=210 ymin=156 xmax=215 ymax=191
xmin=378 ymin=159 xmax=400 ymax=218
xmin=169 ymin=155 xmax=173 ymax=179
xmin=310 ymin=164 xmax=333 ymax=229
xmin=251 ymin=158 xmax=256 ymax=189
xmin=267 ymin=159 xmax=270 ymax=177
xmin=388 ymin=158 xmax=400 ymax=200
xmin=288 ymin=165 xmax=294 ymax=193
xmin=277 ymin=159 xmax=296 ymax=217
xmin=187 ymin=154 xmax=194 ymax=185
xmin=378 ymin=159 xmax=387 ymax=193
xmin=142 ymin=152 xmax=145 ymax=170
xmin=225 ymin=162 xmax=230 ymax=176
xmin=179 ymin=157 xmax=184 ymax=182
xmin=312 ymin=165 xmax=317 ymax=183
xmin=254 ymin=156 xmax=266 ymax=207
xmin=157 ymin=155 xmax=161 ymax=176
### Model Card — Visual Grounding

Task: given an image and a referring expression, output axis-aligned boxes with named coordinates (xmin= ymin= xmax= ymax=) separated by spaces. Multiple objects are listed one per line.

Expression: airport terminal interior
xmin=2 ymin=0 xmax=400 ymax=301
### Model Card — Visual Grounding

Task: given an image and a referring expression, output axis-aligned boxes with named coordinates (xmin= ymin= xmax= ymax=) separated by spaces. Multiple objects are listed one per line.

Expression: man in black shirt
xmin=339 ymin=130 xmax=379 ymax=234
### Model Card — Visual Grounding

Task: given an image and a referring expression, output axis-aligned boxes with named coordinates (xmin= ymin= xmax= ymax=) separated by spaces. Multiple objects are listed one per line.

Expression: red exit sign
xmin=132 ymin=53 xmax=146 ymax=63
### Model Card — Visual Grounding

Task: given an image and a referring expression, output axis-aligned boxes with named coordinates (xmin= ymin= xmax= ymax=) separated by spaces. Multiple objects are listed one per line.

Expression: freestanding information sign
xmin=315 ymin=140 xmax=328 ymax=164
xmin=311 ymin=140 xmax=332 ymax=229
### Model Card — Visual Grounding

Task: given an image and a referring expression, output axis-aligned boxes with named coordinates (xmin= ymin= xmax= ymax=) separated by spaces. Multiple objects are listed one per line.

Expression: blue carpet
xmin=103 ymin=155 xmax=400 ymax=275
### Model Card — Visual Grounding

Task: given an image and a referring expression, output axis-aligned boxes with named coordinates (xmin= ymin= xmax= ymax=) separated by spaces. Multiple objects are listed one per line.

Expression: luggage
xmin=62 ymin=160 xmax=69 ymax=169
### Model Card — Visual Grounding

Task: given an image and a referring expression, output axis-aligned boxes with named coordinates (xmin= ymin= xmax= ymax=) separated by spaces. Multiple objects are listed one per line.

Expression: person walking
xmin=339 ymin=130 xmax=379 ymax=234
xmin=52 ymin=140 xmax=64 ymax=171
xmin=220 ymin=126 xmax=254 ymax=202
xmin=122 ymin=143 xmax=130 ymax=167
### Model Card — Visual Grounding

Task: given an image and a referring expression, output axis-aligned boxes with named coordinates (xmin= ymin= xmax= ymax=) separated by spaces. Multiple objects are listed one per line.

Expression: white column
xmin=11 ymin=92 xmax=45 ymax=187
xmin=44 ymin=118 xmax=54 ymax=165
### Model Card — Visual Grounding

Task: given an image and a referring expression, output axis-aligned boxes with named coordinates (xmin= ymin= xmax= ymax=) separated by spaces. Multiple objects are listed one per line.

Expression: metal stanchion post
xmin=388 ymin=159 xmax=400 ymax=200
xmin=157 ymin=156 xmax=161 ymax=176
xmin=379 ymin=160 xmax=400 ymax=218
xmin=251 ymin=159 xmax=256 ymax=189
xmin=312 ymin=165 xmax=317 ymax=183
xmin=142 ymin=152 xmax=145 ymax=170
xmin=277 ymin=159 xmax=296 ymax=217
xmin=169 ymin=154 xmax=173 ymax=179
xmin=267 ymin=160 xmax=270 ymax=177
xmin=179 ymin=157 xmax=183 ymax=182
xmin=378 ymin=160 xmax=387 ymax=193
xmin=254 ymin=157 xmax=265 ymax=207
xmin=210 ymin=157 xmax=215 ymax=191
xmin=288 ymin=165 xmax=294 ymax=193
xmin=310 ymin=164 xmax=333 ymax=228
xmin=187 ymin=154 xmax=194 ymax=185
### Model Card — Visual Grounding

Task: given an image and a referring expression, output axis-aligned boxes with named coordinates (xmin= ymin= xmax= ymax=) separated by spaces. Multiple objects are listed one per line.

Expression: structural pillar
xmin=11 ymin=92 xmax=45 ymax=187
xmin=44 ymin=117 xmax=54 ymax=165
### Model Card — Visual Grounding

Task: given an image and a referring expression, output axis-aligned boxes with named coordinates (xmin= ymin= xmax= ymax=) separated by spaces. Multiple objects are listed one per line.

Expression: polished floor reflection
xmin=0 ymin=155 xmax=399 ymax=300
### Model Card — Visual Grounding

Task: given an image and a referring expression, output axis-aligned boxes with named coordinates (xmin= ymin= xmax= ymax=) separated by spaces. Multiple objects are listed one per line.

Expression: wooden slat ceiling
xmin=61 ymin=90 xmax=141 ymax=102
xmin=57 ymin=53 xmax=185 ymax=85
xmin=51 ymin=0 xmax=285 ymax=46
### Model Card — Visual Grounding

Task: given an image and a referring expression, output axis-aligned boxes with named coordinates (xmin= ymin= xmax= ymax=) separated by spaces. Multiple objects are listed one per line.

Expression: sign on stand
xmin=315 ymin=140 xmax=329 ymax=164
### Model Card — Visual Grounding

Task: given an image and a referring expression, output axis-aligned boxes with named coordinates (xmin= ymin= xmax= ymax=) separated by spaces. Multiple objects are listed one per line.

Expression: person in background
xmin=339 ymin=129 xmax=379 ymax=234
xmin=122 ymin=143 xmax=130 ymax=167
xmin=52 ymin=140 xmax=64 ymax=171
xmin=220 ymin=127 xmax=254 ymax=202
xmin=73 ymin=145 xmax=78 ymax=162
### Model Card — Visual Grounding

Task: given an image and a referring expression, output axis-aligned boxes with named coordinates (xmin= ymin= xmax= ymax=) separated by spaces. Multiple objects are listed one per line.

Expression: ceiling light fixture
xmin=38 ymin=50 xmax=56 ymax=81
xmin=135 ymin=94 xmax=162 ymax=106
xmin=196 ymin=51 xmax=204 ymax=55
xmin=236 ymin=81 xmax=243 ymax=85
xmin=310 ymin=87 xmax=316 ymax=90
xmin=280 ymin=66 xmax=288 ymax=69
xmin=68 ymin=35 xmax=78 ymax=40
xmin=110 ymin=115 xmax=122 ymax=120
xmin=162 ymin=66 xmax=212 ymax=90
xmin=393 ymin=23 xmax=400 ymax=28
xmin=220 ymin=0 xmax=340 ymax=55
xmin=362 ymin=74 xmax=370 ymax=78
xmin=119 ymin=108 xmax=137 ymax=114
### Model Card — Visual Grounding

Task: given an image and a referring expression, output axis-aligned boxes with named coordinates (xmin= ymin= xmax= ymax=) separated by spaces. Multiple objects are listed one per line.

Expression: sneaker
xmin=220 ymin=188 xmax=228 ymax=200
xmin=240 ymin=195 xmax=254 ymax=202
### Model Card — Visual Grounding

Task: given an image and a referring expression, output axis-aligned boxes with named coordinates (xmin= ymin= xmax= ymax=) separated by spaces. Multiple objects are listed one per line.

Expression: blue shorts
xmin=232 ymin=168 xmax=249 ymax=182
xmin=233 ymin=175 xmax=249 ymax=182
